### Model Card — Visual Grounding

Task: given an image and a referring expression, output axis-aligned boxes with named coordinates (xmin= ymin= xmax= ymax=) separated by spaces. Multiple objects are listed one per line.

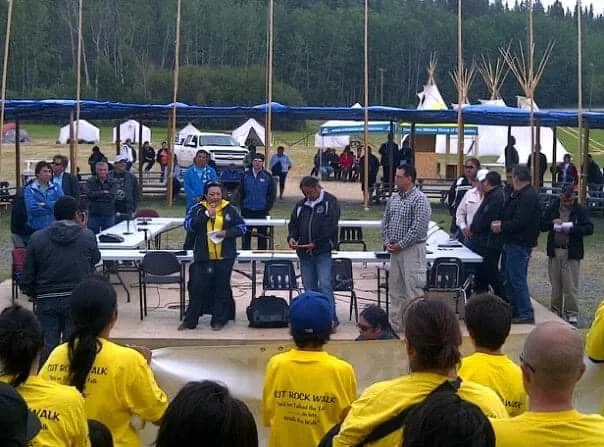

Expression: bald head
xmin=523 ymin=321 xmax=585 ymax=391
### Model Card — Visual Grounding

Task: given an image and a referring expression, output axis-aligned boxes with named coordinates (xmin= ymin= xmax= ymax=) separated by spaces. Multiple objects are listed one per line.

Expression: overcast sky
xmin=540 ymin=0 xmax=603 ymax=14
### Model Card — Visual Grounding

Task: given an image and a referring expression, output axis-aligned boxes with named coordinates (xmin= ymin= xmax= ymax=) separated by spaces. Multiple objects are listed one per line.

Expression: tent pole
xmin=266 ymin=0 xmax=274 ymax=160
xmin=69 ymin=111 xmax=76 ymax=177
xmin=445 ymin=134 xmax=450 ymax=178
xmin=138 ymin=121 xmax=143 ymax=194
xmin=411 ymin=123 xmax=416 ymax=168
xmin=363 ymin=0 xmax=369 ymax=210
xmin=168 ymin=0 xmax=181 ymax=208
xmin=534 ymin=120 xmax=541 ymax=188
xmin=75 ymin=0 xmax=83 ymax=173
xmin=578 ymin=0 xmax=585 ymax=203
xmin=456 ymin=0 xmax=464 ymax=177
xmin=0 ymin=0 xmax=14 ymax=182
xmin=552 ymin=127 xmax=557 ymax=185
xmin=115 ymin=121 xmax=120 ymax=156
xmin=15 ymin=117 xmax=20 ymax=188
xmin=389 ymin=121 xmax=393 ymax=197
xmin=580 ymin=122 xmax=589 ymax=204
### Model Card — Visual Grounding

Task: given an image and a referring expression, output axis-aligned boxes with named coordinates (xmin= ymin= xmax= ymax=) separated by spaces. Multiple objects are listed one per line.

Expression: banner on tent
xmin=400 ymin=124 xmax=478 ymax=136
xmin=320 ymin=123 xmax=396 ymax=136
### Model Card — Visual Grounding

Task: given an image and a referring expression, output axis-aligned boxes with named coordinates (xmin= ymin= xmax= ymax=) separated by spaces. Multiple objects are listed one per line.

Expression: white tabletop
xmin=100 ymin=244 xmax=482 ymax=264
xmin=97 ymin=218 xmax=183 ymax=249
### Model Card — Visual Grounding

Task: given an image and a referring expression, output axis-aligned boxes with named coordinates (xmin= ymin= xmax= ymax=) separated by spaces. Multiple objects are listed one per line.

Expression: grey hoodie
xmin=20 ymin=220 xmax=101 ymax=299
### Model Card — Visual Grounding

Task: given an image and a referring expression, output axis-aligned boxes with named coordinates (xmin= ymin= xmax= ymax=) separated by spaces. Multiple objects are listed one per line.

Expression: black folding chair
xmin=332 ymin=258 xmax=358 ymax=321
xmin=337 ymin=226 xmax=367 ymax=251
xmin=262 ymin=260 xmax=300 ymax=303
xmin=425 ymin=257 xmax=470 ymax=318
xmin=138 ymin=252 xmax=185 ymax=321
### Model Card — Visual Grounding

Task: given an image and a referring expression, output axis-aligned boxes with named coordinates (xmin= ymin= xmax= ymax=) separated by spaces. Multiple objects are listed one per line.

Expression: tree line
xmin=1 ymin=0 xmax=603 ymax=110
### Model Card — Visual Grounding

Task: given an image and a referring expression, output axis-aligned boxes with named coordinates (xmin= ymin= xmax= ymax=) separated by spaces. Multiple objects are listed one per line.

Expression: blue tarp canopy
xmin=1 ymin=99 xmax=604 ymax=129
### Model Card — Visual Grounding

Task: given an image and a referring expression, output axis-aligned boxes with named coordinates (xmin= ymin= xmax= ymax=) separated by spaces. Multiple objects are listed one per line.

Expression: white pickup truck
xmin=174 ymin=132 xmax=249 ymax=170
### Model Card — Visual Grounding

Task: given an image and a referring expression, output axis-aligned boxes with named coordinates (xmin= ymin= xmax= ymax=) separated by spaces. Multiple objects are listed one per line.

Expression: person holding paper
xmin=180 ymin=182 xmax=246 ymax=331
xmin=540 ymin=184 xmax=593 ymax=325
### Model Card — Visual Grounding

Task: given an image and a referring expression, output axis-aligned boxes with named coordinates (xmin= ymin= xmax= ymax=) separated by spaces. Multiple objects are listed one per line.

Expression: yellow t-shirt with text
xmin=0 ymin=375 xmax=89 ymax=447
xmin=40 ymin=338 xmax=168 ymax=447
xmin=262 ymin=348 xmax=357 ymax=447
xmin=333 ymin=372 xmax=508 ymax=447
xmin=458 ymin=352 xmax=527 ymax=416
xmin=586 ymin=301 xmax=604 ymax=361
xmin=491 ymin=410 xmax=604 ymax=446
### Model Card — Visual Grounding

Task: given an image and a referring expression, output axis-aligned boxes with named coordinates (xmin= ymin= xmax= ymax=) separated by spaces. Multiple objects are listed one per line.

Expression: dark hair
xmin=404 ymin=300 xmax=462 ymax=371
xmin=54 ymin=196 xmax=79 ymax=220
xmin=92 ymin=146 xmax=100 ymax=153
xmin=300 ymin=175 xmax=320 ymax=189
xmin=465 ymin=294 xmax=512 ymax=351
xmin=512 ymin=165 xmax=531 ymax=182
xmin=68 ymin=278 xmax=117 ymax=393
xmin=53 ymin=154 xmax=68 ymax=167
xmin=466 ymin=157 xmax=481 ymax=169
xmin=508 ymin=136 xmax=516 ymax=145
xmin=35 ymin=160 xmax=51 ymax=175
xmin=88 ymin=419 xmax=113 ymax=447
xmin=0 ymin=305 xmax=44 ymax=387
xmin=195 ymin=149 xmax=210 ymax=157
xmin=397 ymin=164 xmax=417 ymax=182
xmin=291 ymin=330 xmax=331 ymax=349
xmin=403 ymin=391 xmax=495 ymax=447
xmin=360 ymin=305 xmax=391 ymax=331
xmin=505 ymin=167 xmax=513 ymax=174
xmin=277 ymin=146 xmax=285 ymax=151
xmin=155 ymin=381 xmax=258 ymax=447
xmin=484 ymin=171 xmax=502 ymax=188
xmin=143 ymin=141 xmax=149 ymax=145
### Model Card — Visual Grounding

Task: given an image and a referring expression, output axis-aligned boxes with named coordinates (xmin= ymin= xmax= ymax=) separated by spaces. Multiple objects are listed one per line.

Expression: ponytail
xmin=67 ymin=277 xmax=117 ymax=394
xmin=0 ymin=305 xmax=44 ymax=387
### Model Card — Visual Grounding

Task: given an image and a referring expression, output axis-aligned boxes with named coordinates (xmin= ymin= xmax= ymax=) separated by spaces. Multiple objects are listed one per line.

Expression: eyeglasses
xmin=357 ymin=324 xmax=374 ymax=332
xmin=464 ymin=165 xmax=476 ymax=169
xmin=519 ymin=352 xmax=536 ymax=373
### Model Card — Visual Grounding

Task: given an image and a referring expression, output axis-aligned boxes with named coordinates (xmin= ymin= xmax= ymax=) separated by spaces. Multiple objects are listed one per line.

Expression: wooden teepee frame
xmin=427 ymin=53 xmax=438 ymax=85
xmin=500 ymin=37 xmax=555 ymax=186
xmin=477 ymin=52 xmax=510 ymax=100
xmin=449 ymin=61 xmax=478 ymax=106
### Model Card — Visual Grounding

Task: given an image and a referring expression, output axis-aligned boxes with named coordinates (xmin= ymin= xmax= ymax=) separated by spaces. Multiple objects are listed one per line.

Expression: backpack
xmin=246 ymin=295 xmax=289 ymax=328
xmin=317 ymin=378 xmax=461 ymax=447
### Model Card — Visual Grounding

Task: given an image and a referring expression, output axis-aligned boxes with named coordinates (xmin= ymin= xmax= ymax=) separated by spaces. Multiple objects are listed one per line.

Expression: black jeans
xmin=277 ymin=173 xmax=288 ymax=197
xmin=35 ymin=296 xmax=73 ymax=366
xmin=241 ymin=209 xmax=269 ymax=250
xmin=474 ymin=247 xmax=506 ymax=300
xmin=184 ymin=259 xmax=235 ymax=327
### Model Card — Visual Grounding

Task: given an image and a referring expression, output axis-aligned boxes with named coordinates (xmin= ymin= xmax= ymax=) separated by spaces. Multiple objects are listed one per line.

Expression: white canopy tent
xmin=478 ymin=98 xmax=569 ymax=164
xmin=57 ymin=120 xmax=100 ymax=144
xmin=232 ymin=118 xmax=266 ymax=146
xmin=177 ymin=123 xmax=200 ymax=144
xmin=112 ymin=120 xmax=151 ymax=144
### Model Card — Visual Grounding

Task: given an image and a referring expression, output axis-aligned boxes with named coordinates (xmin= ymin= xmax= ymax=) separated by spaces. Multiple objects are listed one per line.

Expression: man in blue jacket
xmin=288 ymin=176 xmax=341 ymax=327
xmin=184 ymin=150 xmax=218 ymax=211
xmin=239 ymin=153 xmax=276 ymax=250
xmin=24 ymin=161 xmax=63 ymax=232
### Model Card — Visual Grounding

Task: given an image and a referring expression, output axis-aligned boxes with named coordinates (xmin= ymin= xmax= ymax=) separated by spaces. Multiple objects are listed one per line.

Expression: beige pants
xmin=548 ymin=248 xmax=580 ymax=317
xmin=388 ymin=243 xmax=426 ymax=333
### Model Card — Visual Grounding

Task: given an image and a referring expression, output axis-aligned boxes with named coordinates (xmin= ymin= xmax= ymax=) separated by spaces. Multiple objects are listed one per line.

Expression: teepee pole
xmin=266 ymin=0 xmax=274 ymax=159
xmin=577 ymin=0 xmax=586 ymax=203
xmin=456 ymin=0 xmax=464 ymax=177
xmin=0 ymin=0 xmax=13 ymax=183
xmin=167 ymin=0 xmax=181 ymax=207
xmin=528 ymin=0 xmax=538 ymax=188
xmin=74 ymin=0 xmax=83 ymax=173
xmin=363 ymin=0 xmax=369 ymax=210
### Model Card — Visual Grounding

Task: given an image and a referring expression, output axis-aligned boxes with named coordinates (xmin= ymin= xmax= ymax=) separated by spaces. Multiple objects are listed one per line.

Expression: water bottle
xmin=277 ymin=275 xmax=282 ymax=288
xmin=285 ymin=274 xmax=289 ymax=287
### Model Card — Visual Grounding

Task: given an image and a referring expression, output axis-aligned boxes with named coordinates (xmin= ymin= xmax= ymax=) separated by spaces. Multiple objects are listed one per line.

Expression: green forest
xmin=1 ymin=0 xmax=603 ymax=108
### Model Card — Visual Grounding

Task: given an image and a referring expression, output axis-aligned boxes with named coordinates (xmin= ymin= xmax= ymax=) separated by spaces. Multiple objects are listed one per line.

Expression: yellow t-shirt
xmin=333 ymin=372 xmax=508 ymax=447
xmin=262 ymin=348 xmax=357 ymax=447
xmin=491 ymin=409 xmax=604 ymax=446
xmin=458 ymin=352 xmax=527 ymax=416
xmin=0 ymin=375 xmax=89 ymax=447
xmin=40 ymin=339 xmax=168 ymax=447
xmin=586 ymin=301 xmax=604 ymax=361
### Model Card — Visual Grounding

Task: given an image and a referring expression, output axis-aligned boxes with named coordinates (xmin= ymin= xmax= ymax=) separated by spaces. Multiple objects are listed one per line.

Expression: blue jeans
xmin=299 ymin=252 xmax=337 ymax=322
xmin=35 ymin=296 xmax=73 ymax=366
xmin=503 ymin=243 xmax=534 ymax=319
xmin=88 ymin=214 xmax=115 ymax=234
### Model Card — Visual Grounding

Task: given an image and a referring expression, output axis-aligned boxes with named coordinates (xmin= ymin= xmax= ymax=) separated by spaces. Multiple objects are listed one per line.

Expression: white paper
xmin=561 ymin=222 xmax=573 ymax=230
xmin=208 ymin=231 xmax=224 ymax=244
xmin=553 ymin=223 xmax=563 ymax=232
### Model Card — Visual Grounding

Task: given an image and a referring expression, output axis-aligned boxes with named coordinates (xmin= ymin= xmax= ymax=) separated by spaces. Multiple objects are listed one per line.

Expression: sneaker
xmin=211 ymin=322 xmax=225 ymax=331
xmin=177 ymin=323 xmax=195 ymax=331
xmin=511 ymin=316 xmax=535 ymax=325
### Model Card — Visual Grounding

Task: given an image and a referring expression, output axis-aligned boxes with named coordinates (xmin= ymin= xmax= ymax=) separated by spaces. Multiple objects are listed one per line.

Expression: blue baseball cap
xmin=289 ymin=291 xmax=333 ymax=334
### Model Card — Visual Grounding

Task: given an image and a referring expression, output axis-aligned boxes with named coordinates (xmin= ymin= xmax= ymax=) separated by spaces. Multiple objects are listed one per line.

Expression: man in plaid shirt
xmin=382 ymin=164 xmax=431 ymax=333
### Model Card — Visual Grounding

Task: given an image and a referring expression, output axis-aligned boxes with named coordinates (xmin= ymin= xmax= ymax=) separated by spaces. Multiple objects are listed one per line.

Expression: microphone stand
xmin=123 ymin=213 xmax=134 ymax=235
xmin=138 ymin=228 xmax=150 ymax=253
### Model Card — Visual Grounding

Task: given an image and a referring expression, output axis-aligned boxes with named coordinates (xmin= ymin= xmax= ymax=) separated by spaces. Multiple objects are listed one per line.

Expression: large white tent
xmin=112 ymin=120 xmax=151 ymax=144
xmin=232 ymin=118 xmax=265 ymax=146
xmin=177 ymin=122 xmax=200 ymax=144
xmin=315 ymin=103 xmax=393 ymax=148
xmin=57 ymin=120 xmax=100 ymax=144
xmin=478 ymin=97 xmax=568 ymax=164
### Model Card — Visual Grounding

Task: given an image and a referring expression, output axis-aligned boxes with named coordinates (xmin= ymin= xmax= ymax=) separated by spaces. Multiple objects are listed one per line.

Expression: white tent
xmin=232 ymin=118 xmax=266 ymax=146
xmin=315 ymin=103 xmax=393 ymax=148
xmin=112 ymin=120 xmax=151 ymax=144
xmin=177 ymin=123 xmax=200 ymax=144
xmin=477 ymin=98 xmax=568 ymax=164
xmin=403 ymin=81 xmax=476 ymax=155
xmin=57 ymin=120 xmax=100 ymax=144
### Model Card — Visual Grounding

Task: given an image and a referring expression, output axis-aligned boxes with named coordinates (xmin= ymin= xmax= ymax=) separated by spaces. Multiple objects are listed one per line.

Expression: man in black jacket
xmin=51 ymin=154 xmax=80 ymax=202
xmin=288 ymin=176 xmax=340 ymax=326
xmin=110 ymin=155 xmax=140 ymax=223
xmin=491 ymin=166 xmax=541 ymax=324
xmin=470 ymin=171 xmax=506 ymax=299
xmin=20 ymin=195 xmax=101 ymax=364
xmin=87 ymin=161 xmax=118 ymax=234
xmin=541 ymin=185 xmax=593 ymax=325
xmin=527 ymin=149 xmax=548 ymax=187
